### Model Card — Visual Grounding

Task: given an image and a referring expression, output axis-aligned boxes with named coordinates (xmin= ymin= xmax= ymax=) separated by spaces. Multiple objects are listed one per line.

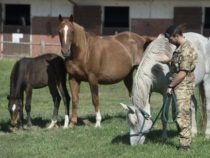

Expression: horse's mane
xmin=10 ymin=60 xmax=24 ymax=98
xmin=131 ymin=34 xmax=174 ymax=108
xmin=72 ymin=22 xmax=88 ymax=53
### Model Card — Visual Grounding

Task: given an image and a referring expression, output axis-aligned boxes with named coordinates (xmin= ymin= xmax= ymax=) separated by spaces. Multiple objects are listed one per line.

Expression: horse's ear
xmin=120 ymin=103 xmax=135 ymax=114
xmin=7 ymin=95 xmax=10 ymax=100
xmin=69 ymin=14 xmax=74 ymax=22
xmin=59 ymin=14 xmax=63 ymax=22
xmin=121 ymin=103 xmax=129 ymax=111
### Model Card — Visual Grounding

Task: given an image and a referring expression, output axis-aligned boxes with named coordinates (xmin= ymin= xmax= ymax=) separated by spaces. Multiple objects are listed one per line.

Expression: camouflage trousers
xmin=175 ymin=89 xmax=192 ymax=147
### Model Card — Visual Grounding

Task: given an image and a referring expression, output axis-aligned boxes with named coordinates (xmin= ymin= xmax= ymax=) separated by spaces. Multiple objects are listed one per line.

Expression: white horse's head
xmin=121 ymin=103 xmax=153 ymax=145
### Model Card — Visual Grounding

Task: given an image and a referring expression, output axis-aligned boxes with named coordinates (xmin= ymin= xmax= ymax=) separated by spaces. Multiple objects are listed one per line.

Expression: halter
xmin=129 ymin=91 xmax=178 ymax=143
xmin=129 ymin=107 xmax=151 ymax=138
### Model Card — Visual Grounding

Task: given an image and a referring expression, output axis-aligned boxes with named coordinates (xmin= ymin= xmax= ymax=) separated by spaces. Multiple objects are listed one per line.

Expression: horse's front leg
xmin=18 ymin=92 xmax=24 ymax=129
xmin=58 ymin=81 xmax=70 ymax=129
xmin=88 ymin=75 xmax=101 ymax=128
xmin=25 ymin=88 xmax=32 ymax=127
xmin=69 ymin=78 xmax=81 ymax=128
xmin=48 ymin=84 xmax=61 ymax=129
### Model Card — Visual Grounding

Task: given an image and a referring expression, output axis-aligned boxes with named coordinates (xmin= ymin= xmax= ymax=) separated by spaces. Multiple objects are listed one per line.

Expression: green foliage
xmin=0 ymin=59 xmax=209 ymax=158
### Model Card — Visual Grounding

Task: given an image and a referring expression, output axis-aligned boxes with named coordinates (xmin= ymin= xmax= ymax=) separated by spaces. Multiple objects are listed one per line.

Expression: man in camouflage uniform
xmin=164 ymin=25 xmax=198 ymax=151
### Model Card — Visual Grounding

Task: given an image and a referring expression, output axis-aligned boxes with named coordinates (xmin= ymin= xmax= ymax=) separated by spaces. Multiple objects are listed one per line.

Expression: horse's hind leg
xmin=25 ymin=87 xmax=33 ymax=127
xmin=48 ymin=84 xmax=61 ymax=129
xmin=191 ymin=95 xmax=197 ymax=137
xmin=57 ymin=81 xmax=70 ymax=128
xmin=123 ymin=71 xmax=133 ymax=97
xmin=203 ymin=79 xmax=210 ymax=137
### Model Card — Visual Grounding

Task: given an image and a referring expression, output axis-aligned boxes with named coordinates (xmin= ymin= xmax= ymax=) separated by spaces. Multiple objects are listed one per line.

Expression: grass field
xmin=0 ymin=58 xmax=210 ymax=158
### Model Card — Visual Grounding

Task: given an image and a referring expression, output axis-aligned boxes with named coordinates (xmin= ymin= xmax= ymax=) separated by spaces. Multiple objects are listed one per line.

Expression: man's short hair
xmin=164 ymin=24 xmax=184 ymax=38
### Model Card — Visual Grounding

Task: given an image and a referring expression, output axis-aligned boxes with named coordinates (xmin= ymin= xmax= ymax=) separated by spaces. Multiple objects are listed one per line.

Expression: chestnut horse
xmin=58 ymin=14 xmax=154 ymax=127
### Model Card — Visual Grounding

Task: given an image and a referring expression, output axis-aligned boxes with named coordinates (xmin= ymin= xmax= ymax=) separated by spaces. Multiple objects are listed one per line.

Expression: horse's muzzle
xmin=10 ymin=119 xmax=17 ymax=127
xmin=10 ymin=115 xmax=18 ymax=127
xmin=61 ymin=49 xmax=71 ymax=58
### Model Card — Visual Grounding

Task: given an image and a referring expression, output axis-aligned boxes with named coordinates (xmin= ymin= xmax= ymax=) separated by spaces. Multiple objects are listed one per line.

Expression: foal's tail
xmin=199 ymin=82 xmax=207 ymax=130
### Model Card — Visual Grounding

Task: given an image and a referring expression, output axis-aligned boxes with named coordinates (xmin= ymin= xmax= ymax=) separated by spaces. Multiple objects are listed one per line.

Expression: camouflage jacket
xmin=170 ymin=40 xmax=198 ymax=92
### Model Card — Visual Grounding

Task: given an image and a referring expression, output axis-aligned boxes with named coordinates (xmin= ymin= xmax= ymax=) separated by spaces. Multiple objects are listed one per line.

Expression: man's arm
xmin=169 ymin=70 xmax=187 ymax=88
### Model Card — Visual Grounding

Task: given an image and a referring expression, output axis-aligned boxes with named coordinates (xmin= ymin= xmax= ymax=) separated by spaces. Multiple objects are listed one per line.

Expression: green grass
xmin=0 ymin=58 xmax=209 ymax=158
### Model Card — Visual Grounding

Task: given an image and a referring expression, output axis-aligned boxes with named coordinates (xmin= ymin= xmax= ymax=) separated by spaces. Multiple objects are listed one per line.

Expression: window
xmin=204 ymin=7 xmax=210 ymax=29
xmin=104 ymin=7 xmax=129 ymax=27
xmin=5 ymin=4 xmax=30 ymax=26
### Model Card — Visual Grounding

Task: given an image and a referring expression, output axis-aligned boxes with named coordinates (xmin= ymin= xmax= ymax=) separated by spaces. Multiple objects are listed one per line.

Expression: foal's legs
xmin=48 ymin=84 xmax=61 ymax=129
xmin=88 ymin=74 xmax=101 ymax=127
xmin=19 ymin=92 xmax=24 ymax=128
xmin=69 ymin=78 xmax=80 ymax=128
xmin=57 ymin=81 xmax=70 ymax=128
xmin=25 ymin=87 xmax=33 ymax=127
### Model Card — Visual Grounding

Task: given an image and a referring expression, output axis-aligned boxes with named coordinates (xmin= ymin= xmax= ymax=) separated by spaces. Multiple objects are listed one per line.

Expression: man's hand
xmin=167 ymin=87 xmax=173 ymax=95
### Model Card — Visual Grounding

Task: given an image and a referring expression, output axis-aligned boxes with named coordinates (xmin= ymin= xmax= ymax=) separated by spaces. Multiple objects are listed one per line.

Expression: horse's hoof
xmin=205 ymin=135 xmax=210 ymax=139
xmin=94 ymin=123 xmax=101 ymax=128
xmin=83 ymin=119 xmax=92 ymax=126
xmin=27 ymin=123 xmax=32 ymax=128
xmin=9 ymin=126 xmax=18 ymax=132
xmin=191 ymin=128 xmax=197 ymax=137
xmin=161 ymin=133 xmax=168 ymax=141
xmin=63 ymin=126 xmax=68 ymax=129
xmin=160 ymin=137 xmax=168 ymax=143
xmin=192 ymin=132 xmax=197 ymax=137
xmin=47 ymin=120 xmax=58 ymax=129
xmin=68 ymin=122 xmax=75 ymax=128
xmin=47 ymin=125 xmax=54 ymax=129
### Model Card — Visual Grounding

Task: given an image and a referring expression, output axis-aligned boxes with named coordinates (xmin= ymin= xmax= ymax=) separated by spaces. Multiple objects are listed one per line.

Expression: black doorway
xmin=103 ymin=6 xmax=129 ymax=35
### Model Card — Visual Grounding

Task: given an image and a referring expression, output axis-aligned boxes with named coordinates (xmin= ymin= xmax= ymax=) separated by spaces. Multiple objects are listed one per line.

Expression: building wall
xmin=0 ymin=0 xmax=73 ymax=56
xmin=1 ymin=0 xmax=210 ymax=56
xmin=74 ymin=0 xmax=210 ymax=19
xmin=0 ymin=0 xmax=73 ymax=17
xmin=74 ymin=0 xmax=210 ymax=35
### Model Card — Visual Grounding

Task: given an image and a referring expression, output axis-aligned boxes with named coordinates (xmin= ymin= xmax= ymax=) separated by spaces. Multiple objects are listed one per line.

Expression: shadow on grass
xmin=0 ymin=121 xmax=13 ymax=133
xmin=32 ymin=117 xmax=51 ymax=128
xmin=0 ymin=113 xmax=125 ymax=132
xmin=0 ymin=117 xmax=51 ymax=133
xmin=147 ymin=129 xmax=178 ymax=147
xmin=112 ymin=133 xmax=130 ymax=145
xmin=112 ymin=129 xmax=178 ymax=147
xmin=71 ymin=113 xmax=126 ymax=126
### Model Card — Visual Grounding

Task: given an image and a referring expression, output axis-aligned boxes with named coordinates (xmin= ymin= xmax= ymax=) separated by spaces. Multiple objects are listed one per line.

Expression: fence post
xmin=40 ymin=40 xmax=45 ymax=54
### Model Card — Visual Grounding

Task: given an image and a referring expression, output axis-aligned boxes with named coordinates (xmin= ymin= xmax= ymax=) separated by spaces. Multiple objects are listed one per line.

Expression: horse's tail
xmin=199 ymin=81 xmax=207 ymax=130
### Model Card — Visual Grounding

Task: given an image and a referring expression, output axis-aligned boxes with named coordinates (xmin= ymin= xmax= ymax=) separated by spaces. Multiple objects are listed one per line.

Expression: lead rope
xmin=151 ymin=91 xmax=179 ymax=132
xmin=162 ymin=91 xmax=179 ymax=123
xmin=130 ymin=90 xmax=178 ymax=138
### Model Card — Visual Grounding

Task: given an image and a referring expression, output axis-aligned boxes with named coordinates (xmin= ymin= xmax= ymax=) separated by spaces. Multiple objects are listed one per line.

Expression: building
xmin=0 ymin=0 xmax=210 ymax=57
